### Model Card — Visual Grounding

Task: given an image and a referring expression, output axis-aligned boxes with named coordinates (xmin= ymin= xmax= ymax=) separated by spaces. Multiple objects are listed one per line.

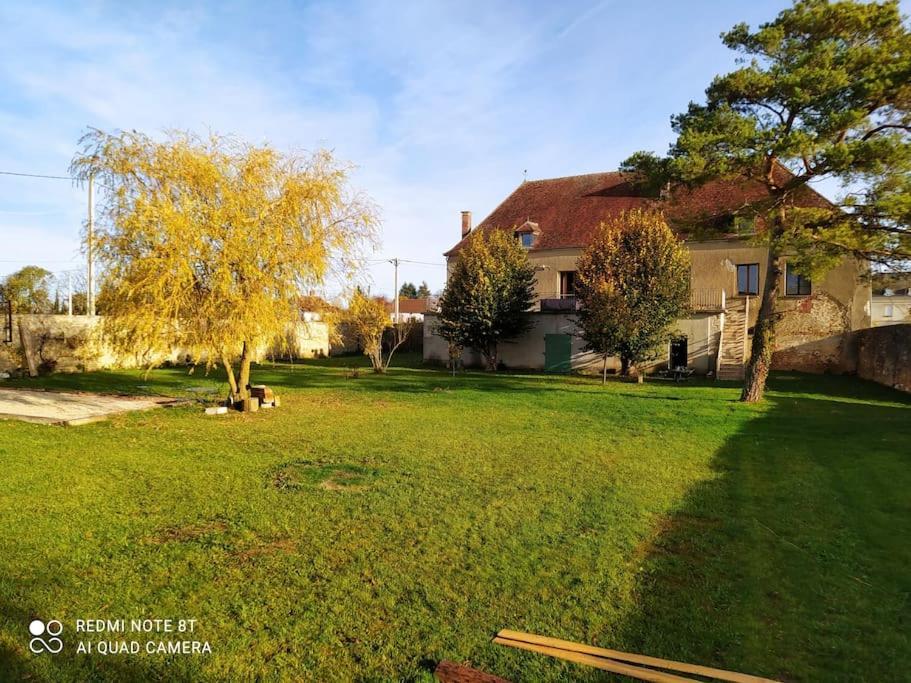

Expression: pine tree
xmin=623 ymin=0 xmax=911 ymax=401
xmin=398 ymin=282 xmax=418 ymax=299
xmin=416 ymin=281 xmax=432 ymax=298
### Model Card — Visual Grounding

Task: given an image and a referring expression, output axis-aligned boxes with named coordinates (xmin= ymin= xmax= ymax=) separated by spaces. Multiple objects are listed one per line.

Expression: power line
xmin=366 ymin=257 xmax=445 ymax=267
xmin=0 ymin=170 xmax=73 ymax=181
xmin=0 ymin=259 xmax=81 ymax=264
xmin=400 ymin=258 xmax=446 ymax=267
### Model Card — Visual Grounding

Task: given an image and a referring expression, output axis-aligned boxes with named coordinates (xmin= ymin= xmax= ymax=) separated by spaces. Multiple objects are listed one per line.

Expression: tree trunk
xmin=222 ymin=355 xmax=239 ymax=402
xmin=237 ymin=341 xmax=252 ymax=401
xmin=741 ymin=246 xmax=783 ymax=403
xmin=619 ymin=356 xmax=630 ymax=376
xmin=637 ymin=372 xmax=644 ymax=384
xmin=484 ymin=343 xmax=498 ymax=372
xmin=601 ymin=354 xmax=608 ymax=385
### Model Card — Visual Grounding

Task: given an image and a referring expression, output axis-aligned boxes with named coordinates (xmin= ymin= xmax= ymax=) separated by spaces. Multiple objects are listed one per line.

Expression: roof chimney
xmin=461 ymin=211 xmax=472 ymax=238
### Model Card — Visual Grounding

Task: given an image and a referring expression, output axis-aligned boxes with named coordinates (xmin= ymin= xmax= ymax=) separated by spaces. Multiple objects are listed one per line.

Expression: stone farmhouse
xmin=424 ymin=171 xmax=871 ymax=377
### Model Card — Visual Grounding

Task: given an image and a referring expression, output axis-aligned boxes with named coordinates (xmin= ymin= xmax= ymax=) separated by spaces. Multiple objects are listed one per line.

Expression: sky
xmin=0 ymin=0 xmax=839 ymax=297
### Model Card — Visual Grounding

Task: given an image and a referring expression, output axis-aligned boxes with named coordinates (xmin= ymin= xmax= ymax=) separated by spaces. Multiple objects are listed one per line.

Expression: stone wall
xmin=0 ymin=315 xmax=330 ymax=375
xmin=849 ymin=324 xmax=911 ymax=393
xmin=0 ymin=315 xmax=120 ymax=374
xmin=771 ymin=293 xmax=854 ymax=373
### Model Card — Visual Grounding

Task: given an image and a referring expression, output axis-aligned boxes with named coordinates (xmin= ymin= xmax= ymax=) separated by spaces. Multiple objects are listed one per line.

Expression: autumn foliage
xmin=436 ymin=229 xmax=536 ymax=371
xmin=575 ymin=210 xmax=690 ymax=383
xmin=70 ymin=129 xmax=376 ymax=403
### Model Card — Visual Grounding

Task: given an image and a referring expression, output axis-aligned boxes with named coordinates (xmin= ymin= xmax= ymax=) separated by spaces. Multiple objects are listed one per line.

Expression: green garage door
xmin=544 ymin=334 xmax=572 ymax=373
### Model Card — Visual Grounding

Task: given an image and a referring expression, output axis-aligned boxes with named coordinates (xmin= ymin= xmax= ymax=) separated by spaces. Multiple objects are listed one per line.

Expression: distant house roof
xmin=444 ymin=169 xmax=831 ymax=256
xmin=383 ymin=297 xmax=434 ymax=315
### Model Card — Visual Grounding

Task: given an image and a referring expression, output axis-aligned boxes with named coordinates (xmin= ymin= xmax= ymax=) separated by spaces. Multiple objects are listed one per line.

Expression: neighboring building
xmin=384 ymin=297 xmax=436 ymax=322
xmin=872 ymin=292 xmax=911 ymax=326
xmin=873 ymin=271 xmax=911 ymax=293
xmin=425 ymin=171 xmax=871 ymax=377
xmin=871 ymin=272 xmax=911 ymax=327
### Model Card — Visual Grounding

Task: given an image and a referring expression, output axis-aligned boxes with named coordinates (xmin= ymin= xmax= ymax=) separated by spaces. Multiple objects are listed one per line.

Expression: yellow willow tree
xmin=70 ymin=129 xmax=377 ymax=405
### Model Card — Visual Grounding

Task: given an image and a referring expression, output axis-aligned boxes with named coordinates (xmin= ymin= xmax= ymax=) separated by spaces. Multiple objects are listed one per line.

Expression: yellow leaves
xmin=73 ymin=129 xmax=378 ymax=367
xmin=346 ymin=290 xmax=388 ymax=361
xmin=576 ymin=209 xmax=691 ymax=362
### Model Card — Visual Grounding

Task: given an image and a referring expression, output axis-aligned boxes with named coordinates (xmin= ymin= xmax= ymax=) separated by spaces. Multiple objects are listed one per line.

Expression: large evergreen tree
xmin=437 ymin=230 xmax=536 ymax=371
xmin=575 ymin=210 xmax=691 ymax=384
xmin=623 ymin=0 xmax=911 ymax=402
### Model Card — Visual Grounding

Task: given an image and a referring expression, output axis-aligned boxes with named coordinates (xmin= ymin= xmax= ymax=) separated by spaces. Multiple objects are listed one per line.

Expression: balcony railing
xmin=690 ymin=289 xmax=726 ymax=312
xmin=539 ymin=294 xmax=577 ymax=312
xmin=538 ymin=289 xmax=726 ymax=313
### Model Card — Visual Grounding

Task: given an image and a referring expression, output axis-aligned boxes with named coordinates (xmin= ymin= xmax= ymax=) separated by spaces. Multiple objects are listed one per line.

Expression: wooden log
xmin=434 ymin=659 xmax=510 ymax=683
xmin=493 ymin=636 xmax=697 ymax=683
xmin=496 ymin=630 xmax=780 ymax=683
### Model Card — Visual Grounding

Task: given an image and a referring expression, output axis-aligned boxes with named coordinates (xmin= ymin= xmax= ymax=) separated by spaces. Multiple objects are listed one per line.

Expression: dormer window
xmin=515 ymin=220 xmax=539 ymax=249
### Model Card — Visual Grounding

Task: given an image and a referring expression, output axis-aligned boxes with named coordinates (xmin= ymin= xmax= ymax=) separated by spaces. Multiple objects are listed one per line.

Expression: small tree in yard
xmin=436 ymin=229 xmax=536 ymax=371
xmin=622 ymin=0 xmax=911 ymax=402
xmin=1 ymin=266 xmax=54 ymax=313
xmin=575 ymin=210 xmax=690 ymax=384
xmin=70 ymin=129 xmax=376 ymax=406
xmin=347 ymin=290 xmax=414 ymax=373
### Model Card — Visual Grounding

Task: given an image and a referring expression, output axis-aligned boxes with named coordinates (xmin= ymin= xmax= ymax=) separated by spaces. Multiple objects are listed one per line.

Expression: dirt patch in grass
xmin=233 ymin=537 xmax=297 ymax=562
xmin=318 ymin=471 xmax=371 ymax=492
xmin=151 ymin=520 xmax=229 ymax=544
xmin=271 ymin=460 xmax=380 ymax=493
xmin=632 ymin=513 xmax=722 ymax=561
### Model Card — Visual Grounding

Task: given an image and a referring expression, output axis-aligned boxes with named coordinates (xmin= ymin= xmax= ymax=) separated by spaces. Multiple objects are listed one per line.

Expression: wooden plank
xmin=434 ymin=660 xmax=510 ymax=683
xmin=497 ymin=630 xmax=780 ymax=683
xmin=493 ymin=637 xmax=697 ymax=683
xmin=17 ymin=320 xmax=38 ymax=377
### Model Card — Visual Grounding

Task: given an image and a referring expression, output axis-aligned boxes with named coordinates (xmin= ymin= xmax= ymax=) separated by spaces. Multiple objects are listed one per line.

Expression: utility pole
xmin=87 ymin=174 xmax=95 ymax=316
xmin=66 ymin=272 xmax=73 ymax=316
xmin=389 ymin=257 xmax=399 ymax=324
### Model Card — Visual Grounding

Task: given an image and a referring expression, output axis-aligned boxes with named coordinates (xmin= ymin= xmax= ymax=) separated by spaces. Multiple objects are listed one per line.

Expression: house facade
xmin=871 ymin=272 xmax=911 ymax=327
xmin=424 ymin=172 xmax=871 ymax=377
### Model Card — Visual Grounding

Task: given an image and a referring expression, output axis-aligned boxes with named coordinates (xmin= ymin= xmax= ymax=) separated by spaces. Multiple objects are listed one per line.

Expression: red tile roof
xmin=383 ymin=297 xmax=433 ymax=314
xmin=444 ymin=170 xmax=831 ymax=256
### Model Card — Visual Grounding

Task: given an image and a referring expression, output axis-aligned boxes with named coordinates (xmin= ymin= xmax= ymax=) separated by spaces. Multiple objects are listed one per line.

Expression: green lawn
xmin=0 ymin=357 xmax=909 ymax=681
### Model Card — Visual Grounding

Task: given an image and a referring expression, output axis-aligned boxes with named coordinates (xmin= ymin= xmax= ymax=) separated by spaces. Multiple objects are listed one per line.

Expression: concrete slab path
xmin=0 ymin=388 xmax=182 ymax=425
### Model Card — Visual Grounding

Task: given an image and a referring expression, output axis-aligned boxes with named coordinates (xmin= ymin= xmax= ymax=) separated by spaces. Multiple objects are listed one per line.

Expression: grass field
xmin=0 ymin=356 xmax=909 ymax=681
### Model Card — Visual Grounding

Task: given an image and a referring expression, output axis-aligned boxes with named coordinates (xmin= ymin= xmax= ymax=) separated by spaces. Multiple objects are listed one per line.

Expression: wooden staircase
xmin=717 ymin=298 xmax=749 ymax=381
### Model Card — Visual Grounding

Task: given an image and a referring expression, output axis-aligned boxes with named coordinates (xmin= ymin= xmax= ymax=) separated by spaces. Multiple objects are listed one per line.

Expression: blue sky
xmin=0 ymin=0 xmax=833 ymax=295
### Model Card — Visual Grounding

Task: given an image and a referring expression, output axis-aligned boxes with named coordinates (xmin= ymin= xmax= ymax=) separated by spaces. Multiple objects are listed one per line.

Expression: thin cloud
xmin=0 ymin=0 xmax=781 ymax=292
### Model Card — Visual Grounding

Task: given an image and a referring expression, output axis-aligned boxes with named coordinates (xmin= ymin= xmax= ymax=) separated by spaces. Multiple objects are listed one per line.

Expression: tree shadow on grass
xmin=610 ymin=386 xmax=911 ymax=681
